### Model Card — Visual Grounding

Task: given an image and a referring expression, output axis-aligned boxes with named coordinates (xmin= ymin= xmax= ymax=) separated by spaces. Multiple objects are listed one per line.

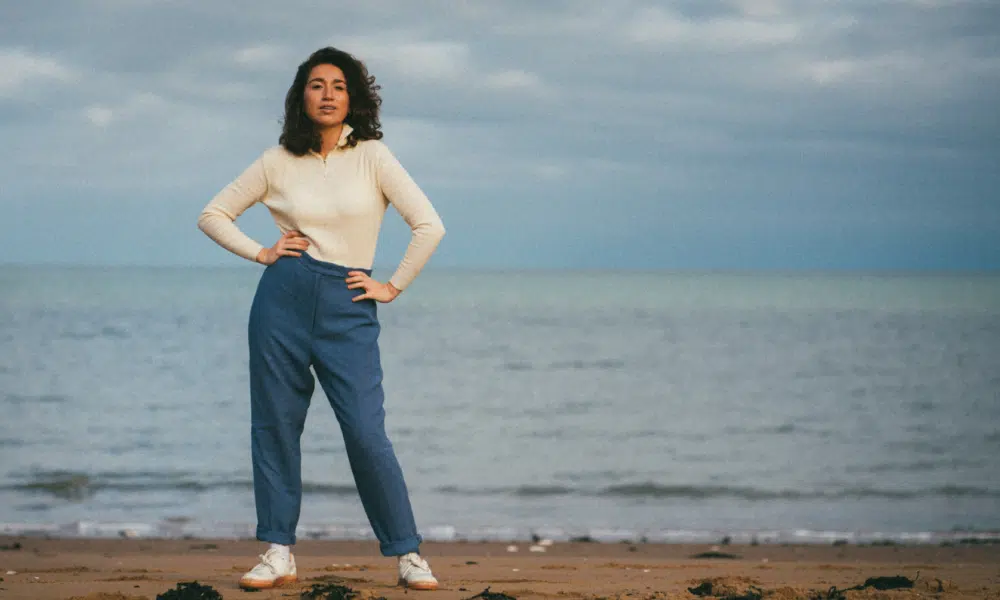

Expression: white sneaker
xmin=239 ymin=548 xmax=297 ymax=590
xmin=398 ymin=552 xmax=439 ymax=590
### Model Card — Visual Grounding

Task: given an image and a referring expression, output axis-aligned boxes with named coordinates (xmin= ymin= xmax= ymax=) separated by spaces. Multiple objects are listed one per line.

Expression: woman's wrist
xmin=256 ymin=247 xmax=279 ymax=265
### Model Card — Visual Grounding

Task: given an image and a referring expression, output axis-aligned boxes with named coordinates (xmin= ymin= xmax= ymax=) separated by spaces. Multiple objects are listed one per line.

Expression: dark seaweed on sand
xmin=464 ymin=586 xmax=518 ymax=600
xmin=811 ymin=574 xmax=916 ymax=599
xmin=156 ymin=581 xmax=223 ymax=600
xmin=690 ymin=551 xmax=741 ymax=559
xmin=301 ymin=582 xmax=387 ymax=600
xmin=687 ymin=581 xmax=762 ymax=600
xmin=862 ymin=575 xmax=915 ymax=590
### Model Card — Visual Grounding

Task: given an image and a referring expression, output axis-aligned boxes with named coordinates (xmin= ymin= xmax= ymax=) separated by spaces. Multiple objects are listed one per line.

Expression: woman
xmin=197 ymin=46 xmax=445 ymax=591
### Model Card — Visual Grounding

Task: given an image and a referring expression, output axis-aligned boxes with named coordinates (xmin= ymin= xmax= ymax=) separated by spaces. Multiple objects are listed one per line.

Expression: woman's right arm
xmin=197 ymin=156 xmax=269 ymax=262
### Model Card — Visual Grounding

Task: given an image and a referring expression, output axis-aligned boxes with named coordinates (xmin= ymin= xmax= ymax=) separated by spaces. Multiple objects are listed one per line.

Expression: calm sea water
xmin=1 ymin=265 xmax=999 ymax=544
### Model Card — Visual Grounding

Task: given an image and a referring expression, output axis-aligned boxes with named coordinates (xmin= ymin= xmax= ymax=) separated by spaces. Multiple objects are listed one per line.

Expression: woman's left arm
xmin=372 ymin=141 xmax=446 ymax=292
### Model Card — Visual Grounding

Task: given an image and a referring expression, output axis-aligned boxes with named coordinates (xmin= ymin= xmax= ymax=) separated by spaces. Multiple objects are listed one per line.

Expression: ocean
xmin=1 ymin=265 xmax=998 ymax=544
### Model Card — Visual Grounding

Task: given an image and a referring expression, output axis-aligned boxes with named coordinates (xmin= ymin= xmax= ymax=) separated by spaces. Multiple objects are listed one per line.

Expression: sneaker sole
xmin=398 ymin=578 xmax=439 ymax=591
xmin=239 ymin=574 xmax=297 ymax=590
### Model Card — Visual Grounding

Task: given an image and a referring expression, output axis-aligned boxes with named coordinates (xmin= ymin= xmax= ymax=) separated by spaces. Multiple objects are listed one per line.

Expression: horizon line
xmin=1 ymin=262 xmax=998 ymax=276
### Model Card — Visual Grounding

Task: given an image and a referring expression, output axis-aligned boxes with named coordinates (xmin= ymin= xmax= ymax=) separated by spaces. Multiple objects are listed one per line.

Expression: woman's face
xmin=303 ymin=63 xmax=350 ymax=128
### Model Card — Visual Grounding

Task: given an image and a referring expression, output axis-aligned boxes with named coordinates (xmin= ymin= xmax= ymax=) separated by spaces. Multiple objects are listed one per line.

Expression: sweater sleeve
xmin=373 ymin=142 xmax=446 ymax=290
xmin=197 ymin=154 xmax=269 ymax=262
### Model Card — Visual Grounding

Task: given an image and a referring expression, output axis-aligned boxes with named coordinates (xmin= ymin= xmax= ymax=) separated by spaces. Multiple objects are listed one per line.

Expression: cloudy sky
xmin=2 ymin=0 xmax=998 ymax=270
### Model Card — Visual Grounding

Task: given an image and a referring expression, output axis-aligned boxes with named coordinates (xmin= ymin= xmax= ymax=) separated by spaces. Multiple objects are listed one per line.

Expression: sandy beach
xmin=0 ymin=537 xmax=997 ymax=599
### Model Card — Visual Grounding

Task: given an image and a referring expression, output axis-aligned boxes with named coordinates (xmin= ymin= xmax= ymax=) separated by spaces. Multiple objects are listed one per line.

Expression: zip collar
xmin=309 ymin=124 xmax=353 ymax=160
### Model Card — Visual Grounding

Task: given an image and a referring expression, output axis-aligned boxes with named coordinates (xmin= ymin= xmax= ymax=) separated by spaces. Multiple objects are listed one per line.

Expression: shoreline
xmin=1 ymin=536 xmax=998 ymax=599
xmin=4 ymin=522 xmax=1000 ymax=547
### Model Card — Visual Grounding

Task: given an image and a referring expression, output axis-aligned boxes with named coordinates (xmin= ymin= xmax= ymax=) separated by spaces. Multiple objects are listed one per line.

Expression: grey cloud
xmin=2 ymin=0 xmax=998 ymax=268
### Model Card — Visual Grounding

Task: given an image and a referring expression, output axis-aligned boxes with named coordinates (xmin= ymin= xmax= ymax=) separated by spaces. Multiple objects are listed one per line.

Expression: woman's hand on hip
xmin=256 ymin=231 xmax=310 ymax=265
xmin=347 ymin=271 xmax=400 ymax=303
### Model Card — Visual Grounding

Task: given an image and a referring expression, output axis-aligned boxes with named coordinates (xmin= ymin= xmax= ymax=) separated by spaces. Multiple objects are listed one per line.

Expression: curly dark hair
xmin=279 ymin=47 xmax=383 ymax=155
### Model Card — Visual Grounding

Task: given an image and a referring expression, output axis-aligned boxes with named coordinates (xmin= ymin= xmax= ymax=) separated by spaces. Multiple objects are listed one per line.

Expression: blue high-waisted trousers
xmin=247 ymin=252 xmax=422 ymax=556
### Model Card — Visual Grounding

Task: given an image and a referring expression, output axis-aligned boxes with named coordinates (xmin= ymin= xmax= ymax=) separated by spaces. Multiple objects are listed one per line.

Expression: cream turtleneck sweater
xmin=197 ymin=125 xmax=445 ymax=290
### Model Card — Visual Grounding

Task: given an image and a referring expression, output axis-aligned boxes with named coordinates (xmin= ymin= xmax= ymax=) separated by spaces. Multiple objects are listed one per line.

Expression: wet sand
xmin=0 ymin=536 xmax=998 ymax=599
